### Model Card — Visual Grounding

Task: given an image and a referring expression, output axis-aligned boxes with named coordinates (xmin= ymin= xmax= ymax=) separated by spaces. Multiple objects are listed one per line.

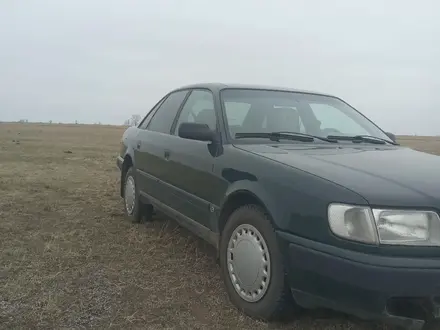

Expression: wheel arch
xmin=216 ymin=183 xmax=279 ymax=238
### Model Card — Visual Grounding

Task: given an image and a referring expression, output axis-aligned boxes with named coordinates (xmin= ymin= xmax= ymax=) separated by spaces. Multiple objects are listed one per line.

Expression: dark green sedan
xmin=116 ymin=83 xmax=440 ymax=330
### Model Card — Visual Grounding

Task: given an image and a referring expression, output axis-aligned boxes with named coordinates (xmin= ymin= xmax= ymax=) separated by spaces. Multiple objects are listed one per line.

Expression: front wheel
xmin=123 ymin=167 xmax=151 ymax=223
xmin=219 ymin=205 xmax=295 ymax=321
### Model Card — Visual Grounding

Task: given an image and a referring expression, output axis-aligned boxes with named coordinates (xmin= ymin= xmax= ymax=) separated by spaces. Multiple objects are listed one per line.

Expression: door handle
xmin=164 ymin=150 xmax=170 ymax=161
xmin=136 ymin=140 xmax=141 ymax=149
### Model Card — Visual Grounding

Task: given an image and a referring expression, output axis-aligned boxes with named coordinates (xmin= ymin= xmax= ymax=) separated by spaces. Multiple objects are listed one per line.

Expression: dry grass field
xmin=1 ymin=123 xmax=440 ymax=330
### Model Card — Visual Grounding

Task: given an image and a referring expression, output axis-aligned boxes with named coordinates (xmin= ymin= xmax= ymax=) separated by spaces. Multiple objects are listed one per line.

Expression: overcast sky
xmin=0 ymin=0 xmax=439 ymax=135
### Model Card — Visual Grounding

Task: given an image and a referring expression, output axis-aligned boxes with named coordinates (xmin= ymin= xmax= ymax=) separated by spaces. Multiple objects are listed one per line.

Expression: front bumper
xmin=116 ymin=156 xmax=123 ymax=171
xmin=277 ymin=231 xmax=440 ymax=329
xmin=116 ymin=156 xmax=124 ymax=197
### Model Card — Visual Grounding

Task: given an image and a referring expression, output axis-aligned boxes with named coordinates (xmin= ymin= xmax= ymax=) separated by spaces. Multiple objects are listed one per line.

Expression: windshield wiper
xmin=274 ymin=131 xmax=338 ymax=143
xmin=235 ymin=132 xmax=313 ymax=142
xmin=327 ymin=134 xmax=398 ymax=145
xmin=235 ymin=132 xmax=337 ymax=143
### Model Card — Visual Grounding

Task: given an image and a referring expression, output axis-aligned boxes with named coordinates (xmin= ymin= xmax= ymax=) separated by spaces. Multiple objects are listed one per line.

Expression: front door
xmin=164 ymin=89 xmax=224 ymax=229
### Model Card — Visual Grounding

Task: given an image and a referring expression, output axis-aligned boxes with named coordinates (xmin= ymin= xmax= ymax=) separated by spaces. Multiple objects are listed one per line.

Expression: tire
xmin=219 ymin=204 xmax=294 ymax=321
xmin=123 ymin=166 xmax=152 ymax=223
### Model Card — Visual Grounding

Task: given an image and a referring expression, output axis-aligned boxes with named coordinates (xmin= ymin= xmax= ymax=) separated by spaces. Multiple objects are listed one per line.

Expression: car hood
xmin=236 ymin=143 xmax=440 ymax=207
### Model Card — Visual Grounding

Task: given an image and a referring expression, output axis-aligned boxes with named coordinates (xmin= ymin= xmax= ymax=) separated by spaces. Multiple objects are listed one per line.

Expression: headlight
xmin=328 ymin=203 xmax=440 ymax=246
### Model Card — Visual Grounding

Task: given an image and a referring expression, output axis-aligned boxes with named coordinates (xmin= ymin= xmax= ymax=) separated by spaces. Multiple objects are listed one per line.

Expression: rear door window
xmin=147 ymin=90 xmax=189 ymax=134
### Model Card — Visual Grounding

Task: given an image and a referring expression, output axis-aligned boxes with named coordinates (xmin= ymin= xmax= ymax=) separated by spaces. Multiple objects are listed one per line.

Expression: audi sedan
xmin=116 ymin=83 xmax=440 ymax=330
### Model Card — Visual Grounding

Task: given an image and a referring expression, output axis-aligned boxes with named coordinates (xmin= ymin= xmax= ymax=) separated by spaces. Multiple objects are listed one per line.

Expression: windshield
xmin=220 ymin=88 xmax=392 ymax=143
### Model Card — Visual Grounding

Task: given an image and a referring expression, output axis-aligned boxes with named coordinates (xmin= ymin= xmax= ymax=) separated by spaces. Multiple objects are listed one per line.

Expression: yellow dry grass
xmin=1 ymin=122 xmax=440 ymax=329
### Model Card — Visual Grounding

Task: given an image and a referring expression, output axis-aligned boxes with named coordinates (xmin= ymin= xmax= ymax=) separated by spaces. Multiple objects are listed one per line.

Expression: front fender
xmin=217 ymin=166 xmax=368 ymax=241
xmin=118 ymin=127 xmax=140 ymax=197
xmin=219 ymin=180 xmax=282 ymax=229
xmin=120 ymin=126 xmax=139 ymax=167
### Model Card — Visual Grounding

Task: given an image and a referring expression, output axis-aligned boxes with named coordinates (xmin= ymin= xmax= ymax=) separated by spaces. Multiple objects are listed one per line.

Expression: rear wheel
xmin=219 ymin=204 xmax=295 ymax=321
xmin=123 ymin=167 xmax=152 ymax=223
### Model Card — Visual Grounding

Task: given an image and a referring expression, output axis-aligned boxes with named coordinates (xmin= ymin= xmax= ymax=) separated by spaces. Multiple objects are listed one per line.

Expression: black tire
xmin=123 ymin=167 xmax=152 ymax=223
xmin=219 ymin=204 xmax=295 ymax=321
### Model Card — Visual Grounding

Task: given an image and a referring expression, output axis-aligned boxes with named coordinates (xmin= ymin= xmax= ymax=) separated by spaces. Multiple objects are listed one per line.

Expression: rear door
xmin=134 ymin=90 xmax=189 ymax=206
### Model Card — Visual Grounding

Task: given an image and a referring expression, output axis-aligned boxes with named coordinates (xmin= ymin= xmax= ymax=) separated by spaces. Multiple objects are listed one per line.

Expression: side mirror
xmin=178 ymin=122 xmax=215 ymax=142
xmin=385 ymin=132 xmax=396 ymax=143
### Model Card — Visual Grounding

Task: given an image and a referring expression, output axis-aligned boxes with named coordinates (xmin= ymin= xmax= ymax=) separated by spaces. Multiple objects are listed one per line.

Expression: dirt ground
xmin=1 ymin=123 xmax=440 ymax=330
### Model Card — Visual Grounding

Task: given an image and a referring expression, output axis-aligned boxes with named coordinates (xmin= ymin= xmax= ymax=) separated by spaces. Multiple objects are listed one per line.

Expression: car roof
xmin=172 ymin=82 xmax=336 ymax=98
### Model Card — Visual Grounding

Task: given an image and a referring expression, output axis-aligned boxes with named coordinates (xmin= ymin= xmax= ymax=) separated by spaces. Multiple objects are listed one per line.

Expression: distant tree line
xmin=124 ymin=114 xmax=141 ymax=126
xmin=13 ymin=114 xmax=142 ymax=127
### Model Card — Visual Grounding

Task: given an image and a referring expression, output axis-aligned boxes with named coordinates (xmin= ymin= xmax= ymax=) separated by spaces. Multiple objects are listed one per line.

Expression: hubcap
xmin=227 ymin=224 xmax=271 ymax=303
xmin=124 ymin=175 xmax=136 ymax=215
